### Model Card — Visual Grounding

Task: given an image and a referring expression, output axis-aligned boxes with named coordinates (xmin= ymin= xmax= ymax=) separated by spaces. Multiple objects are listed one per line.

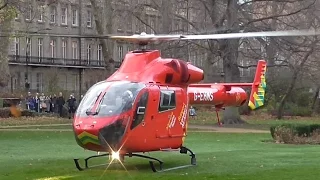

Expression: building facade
xmin=6 ymin=0 xmax=254 ymax=97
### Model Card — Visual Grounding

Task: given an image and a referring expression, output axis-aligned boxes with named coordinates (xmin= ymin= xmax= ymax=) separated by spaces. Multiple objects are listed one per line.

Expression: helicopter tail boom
xmin=188 ymin=60 xmax=266 ymax=109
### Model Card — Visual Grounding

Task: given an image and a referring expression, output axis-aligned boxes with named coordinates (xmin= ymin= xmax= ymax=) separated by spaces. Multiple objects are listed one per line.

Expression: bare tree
xmin=0 ymin=0 xmax=16 ymax=89
xmin=0 ymin=0 xmax=8 ymax=11
xmin=89 ymin=0 xmax=115 ymax=76
xmin=183 ymin=0 xmax=319 ymax=123
xmin=240 ymin=0 xmax=320 ymax=119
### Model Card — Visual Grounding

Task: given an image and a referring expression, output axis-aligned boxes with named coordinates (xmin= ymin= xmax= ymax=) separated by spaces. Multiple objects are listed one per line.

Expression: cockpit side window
xmin=158 ymin=90 xmax=176 ymax=112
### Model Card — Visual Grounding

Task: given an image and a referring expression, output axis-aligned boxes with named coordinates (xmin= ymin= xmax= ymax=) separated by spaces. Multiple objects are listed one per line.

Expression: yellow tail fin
xmin=248 ymin=60 xmax=267 ymax=110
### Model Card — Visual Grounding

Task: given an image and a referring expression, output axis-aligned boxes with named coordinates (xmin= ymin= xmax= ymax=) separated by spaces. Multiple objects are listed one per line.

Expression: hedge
xmin=0 ymin=108 xmax=37 ymax=118
xmin=270 ymin=124 xmax=320 ymax=144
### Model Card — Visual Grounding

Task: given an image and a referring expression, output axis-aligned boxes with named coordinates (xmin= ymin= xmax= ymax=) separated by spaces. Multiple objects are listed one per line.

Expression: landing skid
xmin=73 ymin=146 xmax=196 ymax=172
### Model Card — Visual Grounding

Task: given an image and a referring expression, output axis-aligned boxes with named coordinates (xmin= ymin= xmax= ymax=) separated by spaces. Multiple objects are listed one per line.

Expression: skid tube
xmin=74 ymin=146 xmax=196 ymax=172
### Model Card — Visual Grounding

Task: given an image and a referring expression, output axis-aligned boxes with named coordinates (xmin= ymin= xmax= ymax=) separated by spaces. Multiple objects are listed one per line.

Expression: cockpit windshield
xmin=76 ymin=81 xmax=146 ymax=117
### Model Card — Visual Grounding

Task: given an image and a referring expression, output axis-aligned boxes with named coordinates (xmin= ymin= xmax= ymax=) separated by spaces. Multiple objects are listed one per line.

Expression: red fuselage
xmin=72 ymin=50 xmax=249 ymax=154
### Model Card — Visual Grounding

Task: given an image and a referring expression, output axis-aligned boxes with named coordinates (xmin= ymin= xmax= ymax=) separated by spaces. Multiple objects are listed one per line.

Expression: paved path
xmin=0 ymin=124 xmax=269 ymax=133
xmin=188 ymin=125 xmax=269 ymax=133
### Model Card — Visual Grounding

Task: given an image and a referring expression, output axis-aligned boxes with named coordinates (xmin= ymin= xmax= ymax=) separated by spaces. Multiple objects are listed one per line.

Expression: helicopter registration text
xmin=194 ymin=91 xmax=214 ymax=101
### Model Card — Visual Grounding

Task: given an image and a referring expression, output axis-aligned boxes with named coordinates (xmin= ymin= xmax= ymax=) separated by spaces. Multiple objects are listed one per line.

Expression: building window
xmin=15 ymin=11 xmax=19 ymax=20
xmin=38 ymin=5 xmax=43 ymax=22
xmin=26 ymin=37 xmax=31 ymax=56
xmin=13 ymin=37 xmax=19 ymax=56
xmin=127 ymin=16 xmax=132 ymax=32
xmin=140 ymin=22 xmax=146 ymax=32
xmin=50 ymin=6 xmax=56 ymax=23
xmin=135 ymin=18 xmax=139 ymax=32
xmin=175 ymin=23 xmax=179 ymax=34
xmin=62 ymin=40 xmax=67 ymax=59
xmin=36 ymin=73 xmax=43 ymax=92
xmin=50 ymin=39 xmax=56 ymax=58
xmin=25 ymin=7 xmax=32 ymax=21
xmin=72 ymin=41 xmax=78 ymax=59
xmin=97 ymin=44 xmax=102 ymax=63
xmin=38 ymin=38 xmax=43 ymax=62
xmin=87 ymin=10 xmax=92 ymax=27
xmin=72 ymin=9 xmax=78 ymax=26
xmin=118 ymin=45 xmax=123 ymax=62
xmin=87 ymin=43 xmax=92 ymax=63
xmin=61 ymin=7 xmax=67 ymax=25
xmin=150 ymin=18 xmax=155 ymax=34
xmin=117 ymin=16 xmax=123 ymax=31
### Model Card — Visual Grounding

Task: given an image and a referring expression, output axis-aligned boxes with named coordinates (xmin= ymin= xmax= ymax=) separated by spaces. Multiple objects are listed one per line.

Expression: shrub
xmin=270 ymin=124 xmax=320 ymax=144
xmin=21 ymin=109 xmax=36 ymax=117
xmin=0 ymin=108 xmax=11 ymax=118
xmin=0 ymin=108 xmax=38 ymax=118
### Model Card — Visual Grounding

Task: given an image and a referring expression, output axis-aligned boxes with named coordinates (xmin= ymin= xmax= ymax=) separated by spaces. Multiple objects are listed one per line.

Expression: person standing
xmin=51 ymin=94 xmax=57 ymax=113
xmin=56 ymin=92 xmax=65 ymax=117
xmin=39 ymin=93 xmax=46 ymax=113
xmin=35 ymin=93 xmax=40 ymax=112
xmin=67 ymin=94 xmax=77 ymax=119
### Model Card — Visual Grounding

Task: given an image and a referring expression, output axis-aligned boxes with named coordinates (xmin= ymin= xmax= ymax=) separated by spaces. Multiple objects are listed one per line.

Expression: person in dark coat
xmin=67 ymin=94 xmax=77 ymax=119
xmin=56 ymin=92 xmax=65 ymax=117
xmin=51 ymin=94 xmax=57 ymax=113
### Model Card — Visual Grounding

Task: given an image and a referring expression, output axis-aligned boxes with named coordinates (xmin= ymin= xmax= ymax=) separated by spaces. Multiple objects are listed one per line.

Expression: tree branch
xmin=0 ymin=0 xmax=8 ymax=11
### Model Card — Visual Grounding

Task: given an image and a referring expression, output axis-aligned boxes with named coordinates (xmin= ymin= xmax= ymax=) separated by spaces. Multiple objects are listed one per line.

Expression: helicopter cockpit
xmin=75 ymin=81 xmax=146 ymax=118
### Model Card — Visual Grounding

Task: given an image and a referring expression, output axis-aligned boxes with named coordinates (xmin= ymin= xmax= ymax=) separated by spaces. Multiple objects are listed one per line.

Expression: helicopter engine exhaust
xmin=162 ymin=59 xmax=204 ymax=84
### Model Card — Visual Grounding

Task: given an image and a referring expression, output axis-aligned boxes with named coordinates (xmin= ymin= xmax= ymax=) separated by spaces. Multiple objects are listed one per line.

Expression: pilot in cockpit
xmin=121 ymin=90 xmax=134 ymax=111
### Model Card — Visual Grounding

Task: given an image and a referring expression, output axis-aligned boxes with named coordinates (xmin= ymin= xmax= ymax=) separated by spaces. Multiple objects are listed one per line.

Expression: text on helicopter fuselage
xmin=193 ymin=91 xmax=214 ymax=101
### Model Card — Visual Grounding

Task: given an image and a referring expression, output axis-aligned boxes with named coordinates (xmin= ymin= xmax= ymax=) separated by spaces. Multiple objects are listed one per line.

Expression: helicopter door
xmin=130 ymin=89 xmax=149 ymax=130
xmin=155 ymin=88 xmax=178 ymax=138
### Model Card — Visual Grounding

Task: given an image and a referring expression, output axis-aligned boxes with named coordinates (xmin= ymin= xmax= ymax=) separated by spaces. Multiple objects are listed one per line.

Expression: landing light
xmin=111 ymin=151 xmax=120 ymax=161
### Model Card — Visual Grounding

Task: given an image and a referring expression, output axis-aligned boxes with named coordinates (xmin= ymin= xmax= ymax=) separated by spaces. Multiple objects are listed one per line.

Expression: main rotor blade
xmin=109 ymin=34 xmax=182 ymax=43
xmin=3 ymin=29 xmax=320 ymax=42
xmin=180 ymin=29 xmax=320 ymax=40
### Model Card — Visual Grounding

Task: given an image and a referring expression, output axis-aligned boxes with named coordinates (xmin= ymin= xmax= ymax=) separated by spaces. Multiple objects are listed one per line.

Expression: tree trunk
xmin=0 ymin=14 xmax=12 ymax=88
xmin=277 ymin=50 xmax=313 ymax=119
xmin=221 ymin=39 xmax=245 ymax=124
xmin=220 ymin=0 xmax=245 ymax=124
xmin=90 ymin=0 xmax=115 ymax=77
xmin=311 ymin=86 xmax=320 ymax=113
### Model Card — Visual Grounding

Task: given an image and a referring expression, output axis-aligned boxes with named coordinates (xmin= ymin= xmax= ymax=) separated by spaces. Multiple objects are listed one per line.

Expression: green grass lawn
xmin=0 ymin=130 xmax=319 ymax=180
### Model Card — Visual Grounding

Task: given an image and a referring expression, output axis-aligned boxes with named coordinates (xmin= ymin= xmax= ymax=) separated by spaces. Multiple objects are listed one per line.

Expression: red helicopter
xmin=71 ymin=29 xmax=319 ymax=172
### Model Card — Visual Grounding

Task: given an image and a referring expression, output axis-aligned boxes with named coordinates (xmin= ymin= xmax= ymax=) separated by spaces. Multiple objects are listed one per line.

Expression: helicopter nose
xmin=98 ymin=120 xmax=127 ymax=151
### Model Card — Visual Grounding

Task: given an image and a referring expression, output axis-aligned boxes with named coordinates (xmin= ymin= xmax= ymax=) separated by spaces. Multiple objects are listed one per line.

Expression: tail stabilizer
xmin=248 ymin=60 xmax=267 ymax=110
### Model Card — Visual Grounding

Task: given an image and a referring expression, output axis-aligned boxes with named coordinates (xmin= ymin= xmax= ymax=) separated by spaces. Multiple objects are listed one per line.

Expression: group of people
xmin=24 ymin=92 xmax=79 ymax=118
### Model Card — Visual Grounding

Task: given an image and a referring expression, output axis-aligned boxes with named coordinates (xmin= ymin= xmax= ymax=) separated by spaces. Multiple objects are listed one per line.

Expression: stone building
xmin=6 ymin=0 xmax=255 ymax=97
xmin=7 ymin=0 xmax=197 ymax=96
